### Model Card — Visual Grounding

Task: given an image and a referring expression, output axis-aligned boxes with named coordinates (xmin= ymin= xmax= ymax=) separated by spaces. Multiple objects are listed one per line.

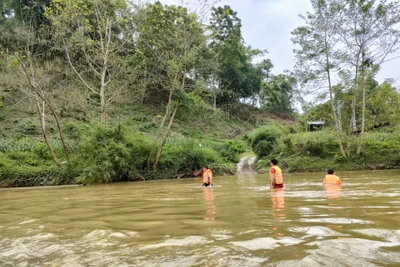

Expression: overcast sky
xmin=159 ymin=0 xmax=400 ymax=87
xmin=220 ymin=0 xmax=400 ymax=84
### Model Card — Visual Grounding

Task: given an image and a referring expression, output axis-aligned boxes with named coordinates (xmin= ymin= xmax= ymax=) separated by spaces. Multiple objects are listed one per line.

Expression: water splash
xmin=237 ymin=155 xmax=257 ymax=174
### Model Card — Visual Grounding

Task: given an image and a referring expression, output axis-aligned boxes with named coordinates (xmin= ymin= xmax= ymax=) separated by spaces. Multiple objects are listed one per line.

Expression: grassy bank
xmin=254 ymin=129 xmax=400 ymax=173
xmin=2 ymin=101 xmax=399 ymax=187
xmin=0 ymin=109 xmax=247 ymax=187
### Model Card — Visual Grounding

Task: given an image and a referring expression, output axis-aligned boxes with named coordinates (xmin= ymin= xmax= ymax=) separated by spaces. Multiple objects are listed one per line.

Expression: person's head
xmin=270 ymin=159 xmax=278 ymax=166
xmin=203 ymin=165 xmax=209 ymax=171
xmin=327 ymin=168 xmax=334 ymax=174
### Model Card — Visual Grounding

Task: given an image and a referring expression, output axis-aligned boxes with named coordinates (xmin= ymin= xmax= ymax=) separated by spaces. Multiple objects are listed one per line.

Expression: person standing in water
xmin=323 ymin=168 xmax=341 ymax=199
xmin=270 ymin=159 xmax=283 ymax=189
xmin=323 ymin=168 xmax=341 ymax=185
xmin=193 ymin=166 xmax=213 ymax=187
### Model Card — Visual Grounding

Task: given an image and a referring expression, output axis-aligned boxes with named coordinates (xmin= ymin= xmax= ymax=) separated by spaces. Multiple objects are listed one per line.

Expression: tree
xmin=16 ymin=58 xmax=69 ymax=167
xmin=260 ymin=74 xmax=296 ymax=114
xmin=303 ymin=101 xmax=333 ymax=126
xmin=338 ymin=0 xmax=400 ymax=154
xmin=208 ymin=6 xmax=267 ymax=108
xmin=48 ymin=0 xmax=133 ymax=123
xmin=294 ymin=0 xmax=400 ymax=156
xmin=366 ymin=82 xmax=400 ymax=129
xmin=1 ymin=13 xmax=70 ymax=166
xmin=292 ymin=0 xmax=347 ymax=157
xmin=132 ymin=1 xmax=207 ymax=170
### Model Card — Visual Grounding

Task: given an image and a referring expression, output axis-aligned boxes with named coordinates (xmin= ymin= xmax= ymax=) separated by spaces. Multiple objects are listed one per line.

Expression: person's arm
xmin=270 ymin=168 xmax=276 ymax=187
xmin=322 ymin=177 xmax=326 ymax=185
xmin=193 ymin=170 xmax=201 ymax=177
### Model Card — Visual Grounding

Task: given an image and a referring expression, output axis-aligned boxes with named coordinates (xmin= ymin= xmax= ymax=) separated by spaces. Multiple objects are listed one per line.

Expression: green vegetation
xmin=292 ymin=0 xmax=400 ymax=157
xmin=255 ymin=129 xmax=400 ymax=173
xmin=248 ymin=126 xmax=283 ymax=158
xmin=1 ymin=0 xmax=400 ymax=187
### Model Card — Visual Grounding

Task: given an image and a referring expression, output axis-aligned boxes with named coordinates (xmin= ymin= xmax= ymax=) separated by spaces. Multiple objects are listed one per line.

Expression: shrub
xmin=0 ymin=164 xmax=78 ymax=187
xmin=30 ymin=142 xmax=51 ymax=160
xmin=303 ymin=140 xmax=325 ymax=157
xmin=282 ymin=136 xmax=293 ymax=154
xmin=63 ymin=121 xmax=93 ymax=140
xmin=76 ymin=125 xmax=151 ymax=184
xmin=14 ymin=119 xmax=40 ymax=137
xmin=158 ymin=139 xmax=221 ymax=176
xmin=253 ymin=140 xmax=275 ymax=158
xmin=0 ymin=153 xmax=14 ymax=168
xmin=250 ymin=126 xmax=282 ymax=158
xmin=219 ymin=140 xmax=245 ymax=162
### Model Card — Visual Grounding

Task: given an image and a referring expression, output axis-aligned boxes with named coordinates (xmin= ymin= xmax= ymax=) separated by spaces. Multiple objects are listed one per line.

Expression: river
xmin=1 ymin=170 xmax=400 ymax=266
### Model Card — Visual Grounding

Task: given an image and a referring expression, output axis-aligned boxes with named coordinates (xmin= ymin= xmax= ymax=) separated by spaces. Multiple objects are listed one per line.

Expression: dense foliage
xmin=292 ymin=0 xmax=400 ymax=156
xmin=1 ymin=0 xmax=400 ymax=187
xmin=249 ymin=126 xmax=282 ymax=158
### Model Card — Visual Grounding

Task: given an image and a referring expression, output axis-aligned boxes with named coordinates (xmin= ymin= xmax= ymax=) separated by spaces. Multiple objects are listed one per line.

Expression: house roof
xmin=306 ymin=121 xmax=325 ymax=125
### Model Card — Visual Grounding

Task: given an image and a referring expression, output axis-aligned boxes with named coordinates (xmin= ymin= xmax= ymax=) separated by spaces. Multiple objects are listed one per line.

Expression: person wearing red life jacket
xmin=270 ymin=159 xmax=283 ymax=189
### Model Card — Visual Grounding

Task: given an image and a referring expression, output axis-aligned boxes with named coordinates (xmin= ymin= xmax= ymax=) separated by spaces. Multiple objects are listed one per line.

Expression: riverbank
xmin=2 ymin=140 xmax=400 ymax=188
xmin=255 ymin=130 xmax=400 ymax=173
xmin=1 ymin=113 xmax=400 ymax=188
xmin=0 ymin=159 xmax=238 ymax=188
xmin=256 ymin=156 xmax=400 ymax=174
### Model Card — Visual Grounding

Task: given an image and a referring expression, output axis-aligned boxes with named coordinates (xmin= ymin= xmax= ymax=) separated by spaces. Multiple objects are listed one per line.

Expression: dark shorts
xmin=202 ymin=182 xmax=211 ymax=187
xmin=272 ymin=183 xmax=284 ymax=189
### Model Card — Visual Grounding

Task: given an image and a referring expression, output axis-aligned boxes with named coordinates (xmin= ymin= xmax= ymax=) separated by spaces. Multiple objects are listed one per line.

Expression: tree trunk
xmin=146 ymin=89 xmax=174 ymax=169
xmin=19 ymin=57 xmax=68 ymax=166
xmin=213 ymin=78 xmax=217 ymax=111
xmin=99 ymin=19 xmax=111 ymax=124
xmin=328 ymin=74 xmax=346 ymax=157
xmin=346 ymin=54 xmax=360 ymax=156
xmin=336 ymin=100 xmax=342 ymax=133
xmin=213 ymin=92 xmax=217 ymax=111
xmin=150 ymin=68 xmax=186 ymax=171
xmin=46 ymin=98 xmax=70 ymax=164
xmin=38 ymin=100 xmax=61 ymax=167
xmin=153 ymin=104 xmax=178 ymax=170
xmin=357 ymin=53 xmax=366 ymax=154
xmin=100 ymin=77 xmax=106 ymax=124
xmin=146 ymin=64 xmax=182 ymax=169
xmin=324 ymin=30 xmax=346 ymax=157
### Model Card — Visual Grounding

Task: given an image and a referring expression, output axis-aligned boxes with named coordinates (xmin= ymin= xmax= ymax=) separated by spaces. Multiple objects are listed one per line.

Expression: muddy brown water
xmin=1 ymin=170 xmax=400 ymax=266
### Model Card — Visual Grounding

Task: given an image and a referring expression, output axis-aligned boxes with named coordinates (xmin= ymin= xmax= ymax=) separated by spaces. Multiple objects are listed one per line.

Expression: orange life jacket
xmin=202 ymin=169 xmax=212 ymax=184
xmin=323 ymin=174 xmax=341 ymax=185
xmin=270 ymin=166 xmax=283 ymax=184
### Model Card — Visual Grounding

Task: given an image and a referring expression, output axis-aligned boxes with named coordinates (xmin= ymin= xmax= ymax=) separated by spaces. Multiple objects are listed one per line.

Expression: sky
xmin=158 ymin=0 xmax=400 ymax=88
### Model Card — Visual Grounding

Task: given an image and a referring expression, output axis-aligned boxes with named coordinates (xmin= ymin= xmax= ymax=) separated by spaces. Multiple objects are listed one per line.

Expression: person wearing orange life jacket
xmin=193 ymin=166 xmax=213 ymax=187
xmin=201 ymin=166 xmax=213 ymax=187
xmin=323 ymin=168 xmax=341 ymax=186
xmin=270 ymin=159 xmax=284 ymax=189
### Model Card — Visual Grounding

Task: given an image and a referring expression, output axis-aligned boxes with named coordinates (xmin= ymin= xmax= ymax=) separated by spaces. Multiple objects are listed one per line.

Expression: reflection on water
xmin=271 ymin=188 xmax=286 ymax=220
xmin=270 ymin=188 xmax=286 ymax=238
xmin=1 ymin=170 xmax=400 ymax=266
xmin=324 ymin=184 xmax=341 ymax=199
xmin=203 ymin=187 xmax=216 ymax=221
